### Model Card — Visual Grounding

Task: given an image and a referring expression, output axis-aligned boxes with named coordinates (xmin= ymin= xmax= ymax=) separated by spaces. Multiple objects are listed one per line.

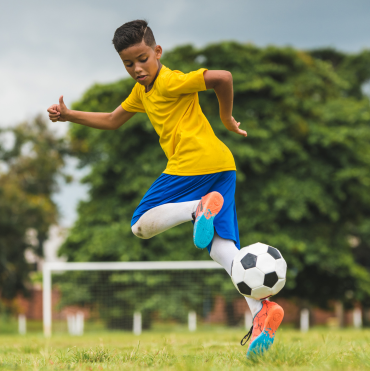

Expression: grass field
xmin=0 ymin=328 xmax=370 ymax=370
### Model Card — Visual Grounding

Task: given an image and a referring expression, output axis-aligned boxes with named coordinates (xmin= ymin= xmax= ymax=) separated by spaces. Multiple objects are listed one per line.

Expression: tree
xmin=0 ymin=116 xmax=68 ymax=299
xmin=59 ymin=42 xmax=370 ymax=321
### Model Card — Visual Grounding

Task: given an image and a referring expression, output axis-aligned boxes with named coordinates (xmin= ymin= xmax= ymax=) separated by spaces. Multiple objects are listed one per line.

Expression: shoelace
xmin=240 ymin=325 xmax=253 ymax=346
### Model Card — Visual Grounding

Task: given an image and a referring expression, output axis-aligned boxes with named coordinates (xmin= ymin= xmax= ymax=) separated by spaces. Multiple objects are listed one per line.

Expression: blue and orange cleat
xmin=241 ymin=300 xmax=284 ymax=358
xmin=193 ymin=191 xmax=224 ymax=249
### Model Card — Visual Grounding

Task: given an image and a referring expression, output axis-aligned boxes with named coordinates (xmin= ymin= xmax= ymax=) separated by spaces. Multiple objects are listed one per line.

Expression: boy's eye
xmin=124 ymin=58 xmax=147 ymax=67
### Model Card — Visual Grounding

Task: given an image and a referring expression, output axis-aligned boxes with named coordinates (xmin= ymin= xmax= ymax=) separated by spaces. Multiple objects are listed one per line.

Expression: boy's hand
xmin=47 ymin=96 xmax=69 ymax=122
xmin=223 ymin=116 xmax=247 ymax=137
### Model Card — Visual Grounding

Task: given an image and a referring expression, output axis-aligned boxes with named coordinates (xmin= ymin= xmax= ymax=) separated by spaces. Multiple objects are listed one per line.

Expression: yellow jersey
xmin=121 ymin=65 xmax=236 ymax=176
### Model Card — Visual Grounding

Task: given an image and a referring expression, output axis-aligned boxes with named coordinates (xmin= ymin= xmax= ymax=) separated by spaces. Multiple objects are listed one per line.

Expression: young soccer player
xmin=47 ymin=19 xmax=284 ymax=356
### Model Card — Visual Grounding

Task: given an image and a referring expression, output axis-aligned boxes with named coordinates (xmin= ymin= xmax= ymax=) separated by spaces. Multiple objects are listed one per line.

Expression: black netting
xmin=51 ymin=269 xmax=251 ymax=333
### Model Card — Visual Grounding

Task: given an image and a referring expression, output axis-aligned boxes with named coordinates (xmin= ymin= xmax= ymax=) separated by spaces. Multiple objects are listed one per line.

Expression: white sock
xmin=210 ymin=232 xmax=262 ymax=318
xmin=131 ymin=201 xmax=199 ymax=239
xmin=245 ymin=297 xmax=263 ymax=318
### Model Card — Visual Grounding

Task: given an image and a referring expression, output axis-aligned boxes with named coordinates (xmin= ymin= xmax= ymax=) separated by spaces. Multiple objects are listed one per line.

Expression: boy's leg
xmin=132 ymin=201 xmax=199 ymax=239
xmin=210 ymin=232 xmax=262 ymax=317
xmin=210 ymin=232 xmax=284 ymax=357
xmin=132 ymin=191 xmax=223 ymax=248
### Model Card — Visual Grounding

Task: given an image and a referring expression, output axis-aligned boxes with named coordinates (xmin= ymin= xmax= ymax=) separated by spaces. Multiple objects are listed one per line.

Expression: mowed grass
xmin=0 ymin=328 xmax=370 ymax=370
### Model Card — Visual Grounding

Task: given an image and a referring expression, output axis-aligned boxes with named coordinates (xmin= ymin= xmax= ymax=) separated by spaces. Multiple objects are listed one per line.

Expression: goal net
xmin=43 ymin=261 xmax=252 ymax=336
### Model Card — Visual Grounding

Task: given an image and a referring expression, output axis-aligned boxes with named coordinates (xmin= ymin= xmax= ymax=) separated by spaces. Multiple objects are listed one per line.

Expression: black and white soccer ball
xmin=231 ymin=243 xmax=287 ymax=300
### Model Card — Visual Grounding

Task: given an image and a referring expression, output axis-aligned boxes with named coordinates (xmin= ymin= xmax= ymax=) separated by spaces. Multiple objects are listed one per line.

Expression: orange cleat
xmin=241 ymin=300 xmax=284 ymax=358
xmin=193 ymin=191 xmax=224 ymax=249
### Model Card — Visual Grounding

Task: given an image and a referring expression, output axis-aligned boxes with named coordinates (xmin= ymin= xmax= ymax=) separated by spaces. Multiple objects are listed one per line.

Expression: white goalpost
xmin=43 ymin=261 xmax=225 ymax=337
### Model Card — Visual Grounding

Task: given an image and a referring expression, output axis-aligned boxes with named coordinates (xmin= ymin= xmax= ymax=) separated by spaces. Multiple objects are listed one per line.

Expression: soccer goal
xmin=43 ymin=261 xmax=252 ymax=336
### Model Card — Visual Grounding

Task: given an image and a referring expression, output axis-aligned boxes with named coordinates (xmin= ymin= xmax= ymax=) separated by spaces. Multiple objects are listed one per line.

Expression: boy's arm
xmin=47 ymin=96 xmax=135 ymax=130
xmin=203 ymin=70 xmax=247 ymax=137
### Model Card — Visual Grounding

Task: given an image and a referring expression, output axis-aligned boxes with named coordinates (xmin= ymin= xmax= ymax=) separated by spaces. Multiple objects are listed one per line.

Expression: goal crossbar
xmin=42 ymin=261 xmax=223 ymax=337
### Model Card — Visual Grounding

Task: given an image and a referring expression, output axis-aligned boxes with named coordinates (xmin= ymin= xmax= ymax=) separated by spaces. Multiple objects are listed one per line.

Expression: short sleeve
xmin=161 ymin=68 xmax=208 ymax=97
xmin=121 ymin=83 xmax=146 ymax=113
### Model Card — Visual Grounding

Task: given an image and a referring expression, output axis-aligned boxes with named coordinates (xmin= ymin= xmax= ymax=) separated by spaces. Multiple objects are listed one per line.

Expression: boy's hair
xmin=112 ymin=20 xmax=156 ymax=53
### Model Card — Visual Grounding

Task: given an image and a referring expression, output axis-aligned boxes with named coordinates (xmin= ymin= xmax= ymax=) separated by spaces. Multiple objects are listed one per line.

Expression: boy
xmin=47 ymin=19 xmax=283 ymax=357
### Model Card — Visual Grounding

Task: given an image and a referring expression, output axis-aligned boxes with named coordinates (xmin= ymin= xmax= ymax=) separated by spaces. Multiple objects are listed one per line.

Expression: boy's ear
xmin=154 ymin=45 xmax=163 ymax=59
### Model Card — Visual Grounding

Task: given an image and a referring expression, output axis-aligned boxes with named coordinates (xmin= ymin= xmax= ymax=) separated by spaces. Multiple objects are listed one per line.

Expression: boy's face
xmin=119 ymin=40 xmax=162 ymax=86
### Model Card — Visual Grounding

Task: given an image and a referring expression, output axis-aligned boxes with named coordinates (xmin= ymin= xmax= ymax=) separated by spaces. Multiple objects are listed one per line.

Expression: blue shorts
xmin=131 ymin=171 xmax=240 ymax=253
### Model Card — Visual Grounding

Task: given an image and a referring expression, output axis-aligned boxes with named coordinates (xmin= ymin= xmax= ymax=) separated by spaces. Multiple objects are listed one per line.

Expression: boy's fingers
xmin=234 ymin=121 xmax=247 ymax=137
xmin=47 ymin=104 xmax=61 ymax=114
xmin=59 ymin=95 xmax=65 ymax=107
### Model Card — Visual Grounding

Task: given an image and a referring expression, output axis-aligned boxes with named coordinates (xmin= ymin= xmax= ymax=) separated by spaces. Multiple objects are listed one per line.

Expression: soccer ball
xmin=231 ymin=242 xmax=287 ymax=300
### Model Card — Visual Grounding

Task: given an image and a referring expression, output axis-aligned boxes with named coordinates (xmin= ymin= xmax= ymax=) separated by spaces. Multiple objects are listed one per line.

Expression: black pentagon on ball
xmin=267 ymin=246 xmax=281 ymax=260
xmin=237 ymin=282 xmax=252 ymax=295
xmin=263 ymin=272 xmax=279 ymax=288
xmin=241 ymin=253 xmax=257 ymax=270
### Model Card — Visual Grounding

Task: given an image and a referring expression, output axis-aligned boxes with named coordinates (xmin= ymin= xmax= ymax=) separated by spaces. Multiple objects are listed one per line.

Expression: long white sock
xmin=131 ymin=201 xmax=199 ymax=239
xmin=210 ymin=232 xmax=262 ymax=318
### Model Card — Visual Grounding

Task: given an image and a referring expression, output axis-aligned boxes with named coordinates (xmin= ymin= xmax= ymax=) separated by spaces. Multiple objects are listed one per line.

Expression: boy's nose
xmin=135 ymin=65 xmax=143 ymax=74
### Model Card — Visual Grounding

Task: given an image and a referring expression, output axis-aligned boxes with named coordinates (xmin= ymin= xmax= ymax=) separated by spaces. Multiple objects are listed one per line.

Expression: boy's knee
xmin=131 ymin=221 xmax=151 ymax=239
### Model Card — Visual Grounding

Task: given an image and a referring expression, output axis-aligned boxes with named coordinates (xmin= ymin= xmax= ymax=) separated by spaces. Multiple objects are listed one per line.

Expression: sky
xmin=1 ymin=0 xmax=370 ymax=227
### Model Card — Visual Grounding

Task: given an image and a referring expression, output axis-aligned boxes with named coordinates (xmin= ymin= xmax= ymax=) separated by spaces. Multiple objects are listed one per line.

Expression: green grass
xmin=0 ymin=328 xmax=369 ymax=370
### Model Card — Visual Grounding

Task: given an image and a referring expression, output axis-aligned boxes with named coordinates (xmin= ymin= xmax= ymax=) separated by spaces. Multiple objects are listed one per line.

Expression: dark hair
xmin=112 ymin=20 xmax=156 ymax=53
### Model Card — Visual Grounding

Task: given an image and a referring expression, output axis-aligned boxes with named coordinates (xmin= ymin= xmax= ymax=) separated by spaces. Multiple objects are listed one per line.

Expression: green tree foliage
xmin=60 ymin=43 xmax=370 ymax=316
xmin=0 ymin=116 xmax=68 ymax=299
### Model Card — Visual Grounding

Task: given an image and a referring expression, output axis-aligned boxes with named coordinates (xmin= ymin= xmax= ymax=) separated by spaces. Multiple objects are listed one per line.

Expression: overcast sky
xmin=1 ymin=0 xmax=370 ymax=226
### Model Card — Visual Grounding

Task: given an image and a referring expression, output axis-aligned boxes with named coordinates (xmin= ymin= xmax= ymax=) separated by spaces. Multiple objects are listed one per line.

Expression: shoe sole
xmin=193 ymin=192 xmax=224 ymax=249
xmin=247 ymin=305 xmax=284 ymax=358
